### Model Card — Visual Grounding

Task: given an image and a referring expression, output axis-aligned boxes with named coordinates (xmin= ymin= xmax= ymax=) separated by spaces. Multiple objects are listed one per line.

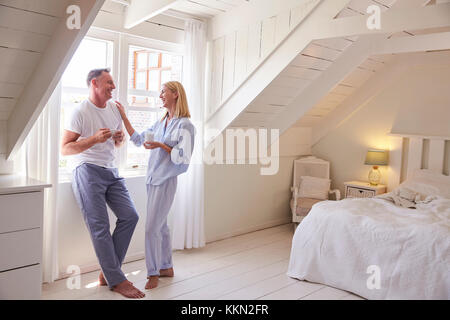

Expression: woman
xmin=116 ymin=81 xmax=195 ymax=289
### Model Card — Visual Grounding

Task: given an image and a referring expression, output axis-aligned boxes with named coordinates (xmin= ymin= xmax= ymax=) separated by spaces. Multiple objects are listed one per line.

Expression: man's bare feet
xmin=112 ymin=280 xmax=145 ymax=299
xmin=99 ymin=272 xmax=107 ymax=286
xmin=145 ymin=276 xmax=159 ymax=290
xmin=159 ymin=267 xmax=174 ymax=277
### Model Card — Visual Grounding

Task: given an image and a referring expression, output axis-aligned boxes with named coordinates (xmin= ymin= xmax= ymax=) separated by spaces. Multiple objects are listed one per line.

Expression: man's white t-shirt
xmin=65 ymin=99 xmax=122 ymax=169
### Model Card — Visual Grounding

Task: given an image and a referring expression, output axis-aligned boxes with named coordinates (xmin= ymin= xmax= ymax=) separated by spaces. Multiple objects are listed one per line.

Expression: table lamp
xmin=364 ymin=149 xmax=389 ymax=186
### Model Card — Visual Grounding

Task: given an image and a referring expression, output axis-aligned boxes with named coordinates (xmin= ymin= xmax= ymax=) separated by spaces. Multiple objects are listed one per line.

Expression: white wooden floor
xmin=41 ymin=224 xmax=364 ymax=300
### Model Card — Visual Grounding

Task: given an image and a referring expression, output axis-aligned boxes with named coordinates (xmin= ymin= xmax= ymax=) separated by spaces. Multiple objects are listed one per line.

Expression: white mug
xmin=145 ymin=131 xmax=154 ymax=142
xmin=110 ymin=129 xmax=117 ymax=138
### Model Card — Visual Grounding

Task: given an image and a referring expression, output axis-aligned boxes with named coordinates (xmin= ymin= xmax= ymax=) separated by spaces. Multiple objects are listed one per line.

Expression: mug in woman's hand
xmin=145 ymin=131 xmax=154 ymax=142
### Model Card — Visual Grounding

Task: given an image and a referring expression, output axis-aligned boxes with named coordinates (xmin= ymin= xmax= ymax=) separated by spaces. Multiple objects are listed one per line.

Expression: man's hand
xmin=94 ymin=128 xmax=112 ymax=144
xmin=113 ymin=130 xmax=125 ymax=145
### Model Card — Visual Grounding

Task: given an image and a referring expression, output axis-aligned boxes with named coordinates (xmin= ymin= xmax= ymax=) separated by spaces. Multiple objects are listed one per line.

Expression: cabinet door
xmin=0 ymin=228 xmax=42 ymax=271
xmin=0 ymin=264 xmax=41 ymax=300
xmin=0 ymin=191 xmax=43 ymax=233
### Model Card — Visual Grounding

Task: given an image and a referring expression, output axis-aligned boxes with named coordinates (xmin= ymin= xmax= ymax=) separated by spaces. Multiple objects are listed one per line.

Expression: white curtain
xmin=25 ymin=84 xmax=61 ymax=282
xmin=170 ymin=19 xmax=206 ymax=249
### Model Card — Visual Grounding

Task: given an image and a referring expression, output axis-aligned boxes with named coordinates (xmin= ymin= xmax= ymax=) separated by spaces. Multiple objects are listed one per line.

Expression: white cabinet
xmin=344 ymin=181 xmax=386 ymax=199
xmin=0 ymin=175 xmax=51 ymax=300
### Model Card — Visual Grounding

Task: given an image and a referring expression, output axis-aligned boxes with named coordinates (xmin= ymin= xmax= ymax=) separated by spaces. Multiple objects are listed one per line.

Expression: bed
xmin=287 ymin=135 xmax=450 ymax=300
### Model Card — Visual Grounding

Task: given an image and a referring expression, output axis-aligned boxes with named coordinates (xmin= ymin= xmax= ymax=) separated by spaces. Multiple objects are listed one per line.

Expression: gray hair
xmin=86 ymin=68 xmax=110 ymax=87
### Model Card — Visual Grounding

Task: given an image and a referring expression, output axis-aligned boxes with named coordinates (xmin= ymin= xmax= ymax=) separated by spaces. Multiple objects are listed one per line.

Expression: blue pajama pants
xmin=145 ymin=177 xmax=177 ymax=276
xmin=72 ymin=163 xmax=139 ymax=288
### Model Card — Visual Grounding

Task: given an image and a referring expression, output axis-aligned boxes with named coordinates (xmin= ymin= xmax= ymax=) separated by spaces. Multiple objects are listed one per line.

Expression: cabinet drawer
xmin=0 ymin=264 xmax=41 ymax=299
xmin=0 ymin=228 xmax=42 ymax=271
xmin=0 ymin=191 xmax=43 ymax=233
xmin=347 ymin=187 xmax=375 ymax=198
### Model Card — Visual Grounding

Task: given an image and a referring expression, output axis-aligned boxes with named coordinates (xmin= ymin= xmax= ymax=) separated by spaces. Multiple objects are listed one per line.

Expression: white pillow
xmin=399 ymin=169 xmax=450 ymax=199
xmin=298 ymin=176 xmax=331 ymax=200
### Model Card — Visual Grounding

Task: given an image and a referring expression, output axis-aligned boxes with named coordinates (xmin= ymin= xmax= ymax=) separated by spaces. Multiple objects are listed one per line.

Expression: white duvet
xmin=287 ymin=197 xmax=450 ymax=300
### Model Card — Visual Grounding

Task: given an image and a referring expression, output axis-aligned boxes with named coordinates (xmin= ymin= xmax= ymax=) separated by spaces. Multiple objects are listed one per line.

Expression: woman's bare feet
xmin=159 ymin=267 xmax=174 ymax=277
xmin=145 ymin=276 xmax=159 ymax=290
xmin=112 ymin=280 xmax=145 ymax=299
xmin=99 ymin=272 xmax=107 ymax=286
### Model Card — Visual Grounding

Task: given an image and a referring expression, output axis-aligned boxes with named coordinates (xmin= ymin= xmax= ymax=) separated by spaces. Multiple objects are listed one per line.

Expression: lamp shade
xmin=365 ymin=149 xmax=389 ymax=166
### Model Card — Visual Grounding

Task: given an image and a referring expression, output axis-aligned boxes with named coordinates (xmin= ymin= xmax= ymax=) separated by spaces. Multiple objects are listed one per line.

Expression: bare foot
xmin=112 ymin=280 xmax=145 ymax=299
xmin=99 ymin=272 xmax=107 ymax=286
xmin=159 ymin=267 xmax=174 ymax=277
xmin=145 ymin=276 xmax=159 ymax=290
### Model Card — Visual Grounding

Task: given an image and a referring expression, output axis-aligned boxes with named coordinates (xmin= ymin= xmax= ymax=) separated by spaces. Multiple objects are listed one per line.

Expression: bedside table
xmin=344 ymin=181 xmax=386 ymax=199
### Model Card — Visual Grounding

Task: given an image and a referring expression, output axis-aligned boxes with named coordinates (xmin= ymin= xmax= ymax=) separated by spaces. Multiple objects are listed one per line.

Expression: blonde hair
xmin=161 ymin=81 xmax=191 ymax=121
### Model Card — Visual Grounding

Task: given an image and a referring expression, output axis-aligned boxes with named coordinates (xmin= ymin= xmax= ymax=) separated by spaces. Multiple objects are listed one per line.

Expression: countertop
xmin=0 ymin=175 xmax=52 ymax=194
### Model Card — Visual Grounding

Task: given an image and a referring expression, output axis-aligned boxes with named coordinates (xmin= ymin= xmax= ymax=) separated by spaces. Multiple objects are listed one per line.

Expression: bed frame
xmin=388 ymin=133 xmax=450 ymax=191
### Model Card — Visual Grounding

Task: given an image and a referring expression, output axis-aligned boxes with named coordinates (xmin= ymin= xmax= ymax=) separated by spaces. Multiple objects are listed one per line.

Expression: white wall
xmin=312 ymin=64 xmax=450 ymax=195
xmin=204 ymin=127 xmax=311 ymax=242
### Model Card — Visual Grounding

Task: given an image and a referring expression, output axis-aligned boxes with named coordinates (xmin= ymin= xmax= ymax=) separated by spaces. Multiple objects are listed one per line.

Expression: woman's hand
xmin=144 ymin=141 xmax=163 ymax=150
xmin=144 ymin=141 xmax=173 ymax=154
xmin=115 ymin=101 xmax=127 ymax=120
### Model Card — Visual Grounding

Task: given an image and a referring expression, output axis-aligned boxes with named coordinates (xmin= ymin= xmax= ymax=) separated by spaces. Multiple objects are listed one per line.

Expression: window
xmin=59 ymin=37 xmax=114 ymax=175
xmin=126 ymin=45 xmax=183 ymax=168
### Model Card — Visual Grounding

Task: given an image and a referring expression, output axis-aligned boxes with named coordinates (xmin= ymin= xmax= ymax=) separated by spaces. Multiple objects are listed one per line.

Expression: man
xmin=61 ymin=68 xmax=145 ymax=299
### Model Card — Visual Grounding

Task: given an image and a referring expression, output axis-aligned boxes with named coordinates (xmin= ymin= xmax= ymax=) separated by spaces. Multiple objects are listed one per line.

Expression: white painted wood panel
xmin=0 ymin=5 xmax=59 ymax=36
xmin=0 ymin=47 xmax=41 ymax=69
xmin=428 ymin=139 xmax=445 ymax=173
xmin=302 ymin=43 xmax=343 ymax=61
xmin=261 ymin=16 xmax=276 ymax=58
xmin=0 ymin=228 xmax=42 ymax=271
xmin=283 ymin=66 xmax=322 ymax=80
xmin=290 ymin=54 xmax=333 ymax=71
xmin=247 ymin=21 xmax=262 ymax=72
xmin=0 ymin=63 xmax=33 ymax=85
xmin=271 ymin=75 xmax=311 ymax=90
xmin=0 ymin=82 xmax=24 ymax=99
xmin=0 ymin=191 xmax=43 ymax=233
xmin=234 ymin=26 xmax=248 ymax=86
xmin=210 ymin=37 xmax=224 ymax=112
xmin=0 ymin=0 xmax=68 ymax=17
xmin=0 ymin=26 xmax=50 ymax=53
xmin=407 ymin=138 xmax=423 ymax=179
xmin=331 ymin=84 xmax=356 ymax=95
xmin=313 ymin=38 xmax=353 ymax=51
xmin=263 ymin=85 xmax=298 ymax=98
xmin=246 ymin=104 xmax=286 ymax=114
xmin=222 ymin=32 xmax=236 ymax=100
xmin=0 ymin=264 xmax=41 ymax=299
xmin=275 ymin=10 xmax=290 ymax=45
xmin=341 ymin=68 xmax=374 ymax=87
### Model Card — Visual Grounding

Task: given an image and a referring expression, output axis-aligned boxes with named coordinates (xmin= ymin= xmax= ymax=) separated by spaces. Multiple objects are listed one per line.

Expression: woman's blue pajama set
xmin=130 ymin=116 xmax=195 ymax=277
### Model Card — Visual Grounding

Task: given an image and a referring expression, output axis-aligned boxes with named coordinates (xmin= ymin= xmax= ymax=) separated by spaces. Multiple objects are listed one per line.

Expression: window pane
xmin=135 ymin=71 xmax=147 ymax=90
xmin=137 ymin=52 xmax=147 ymax=69
xmin=127 ymin=109 xmax=164 ymax=167
xmin=161 ymin=54 xmax=171 ymax=68
xmin=148 ymin=70 xmax=159 ymax=91
xmin=149 ymin=53 xmax=159 ymax=67
xmin=62 ymin=38 xmax=113 ymax=88
xmin=161 ymin=70 xmax=171 ymax=86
